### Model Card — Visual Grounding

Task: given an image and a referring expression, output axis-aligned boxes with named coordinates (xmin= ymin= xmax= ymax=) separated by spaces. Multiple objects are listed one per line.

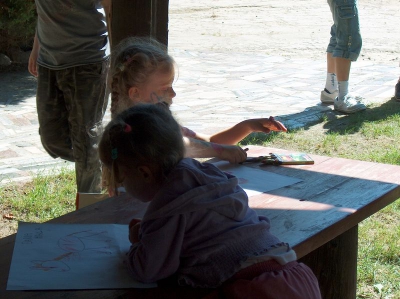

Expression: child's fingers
xmin=224 ymin=146 xmax=247 ymax=164
xmin=275 ymin=121 xmax=287 ymax=132
xmin=267 ymin=117 xmax=287 ymax=132
xmin=129 ymin=223 xmax=141 ymax=244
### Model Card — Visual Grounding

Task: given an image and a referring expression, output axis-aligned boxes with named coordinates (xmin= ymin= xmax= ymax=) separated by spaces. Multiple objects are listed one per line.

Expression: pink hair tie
xmin=124 ymin=55 xmax=135 ymax=66
xmin=124 ymin=124 xmax=132 ymax=133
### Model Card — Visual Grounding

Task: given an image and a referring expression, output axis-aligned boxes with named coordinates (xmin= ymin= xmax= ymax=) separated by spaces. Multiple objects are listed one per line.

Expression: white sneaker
xmin=334 ymin=94 xmax=366 ymax=113
xmin=320 ymin=89 xmax=338 ymax=104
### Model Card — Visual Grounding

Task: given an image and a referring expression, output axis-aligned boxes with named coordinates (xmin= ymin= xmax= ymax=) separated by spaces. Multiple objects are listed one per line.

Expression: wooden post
xmin=299 ymin=225 xmax=358 ymax=299
xmin=110 ymin=0 xmax=169 ymax=48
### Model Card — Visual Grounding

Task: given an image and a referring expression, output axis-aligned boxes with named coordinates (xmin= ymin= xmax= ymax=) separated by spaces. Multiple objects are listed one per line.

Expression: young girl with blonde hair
xmin=109 ymin=37 xmax=287 ymax=164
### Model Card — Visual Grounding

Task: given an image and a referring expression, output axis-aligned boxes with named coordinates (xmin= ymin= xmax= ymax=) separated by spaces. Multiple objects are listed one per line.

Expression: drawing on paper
xmin=7 ymin=223 xmax=157 ymax=290
xmin=30 ymin=230 xmax=114 ymax=272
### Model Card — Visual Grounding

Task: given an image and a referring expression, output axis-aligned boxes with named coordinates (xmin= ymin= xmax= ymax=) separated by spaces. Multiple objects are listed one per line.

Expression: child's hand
xmin=129 ymin=218 xmax=141 ymax=244
xmin=218 ymin=145 xmax=247 ymax=164
xmin=248 ymin=117 xmax=287 ymax=133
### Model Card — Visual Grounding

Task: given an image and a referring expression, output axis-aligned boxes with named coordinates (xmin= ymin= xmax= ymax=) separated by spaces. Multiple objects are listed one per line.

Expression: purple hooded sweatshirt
xmin=126 ymin=158 xmax=283 ymax=288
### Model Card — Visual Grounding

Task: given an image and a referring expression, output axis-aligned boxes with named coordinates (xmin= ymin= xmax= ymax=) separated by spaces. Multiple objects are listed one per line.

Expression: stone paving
xmin=0 ymin=50 xmax=398 ymax=185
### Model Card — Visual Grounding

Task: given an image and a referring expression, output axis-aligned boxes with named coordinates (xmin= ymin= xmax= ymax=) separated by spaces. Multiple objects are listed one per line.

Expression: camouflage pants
xmin=36 ymin=60 xmax=109 ymax=193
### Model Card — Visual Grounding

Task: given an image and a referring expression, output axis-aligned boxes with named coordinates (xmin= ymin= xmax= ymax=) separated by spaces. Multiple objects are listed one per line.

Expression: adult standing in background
xmin=28 ymin=0 xmax=112 ymax=193
xmin=320 ymin=0 xmax=366 ymax=114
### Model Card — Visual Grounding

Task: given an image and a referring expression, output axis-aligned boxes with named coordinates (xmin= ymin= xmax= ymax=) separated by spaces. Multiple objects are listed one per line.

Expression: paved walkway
xmin=0 ymin=50 xmax=398 ymax=185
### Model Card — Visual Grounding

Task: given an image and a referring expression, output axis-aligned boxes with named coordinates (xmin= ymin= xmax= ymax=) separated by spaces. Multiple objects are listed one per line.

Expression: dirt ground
xmin=1 ymin=0 xmax=399 ymax=237
xmin=168 ymin=0 xmax=399 ymax=64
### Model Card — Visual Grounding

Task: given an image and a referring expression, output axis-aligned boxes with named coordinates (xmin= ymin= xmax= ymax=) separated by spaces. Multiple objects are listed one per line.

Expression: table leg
xmin=299 ymin=225 xmax=358 ymax=299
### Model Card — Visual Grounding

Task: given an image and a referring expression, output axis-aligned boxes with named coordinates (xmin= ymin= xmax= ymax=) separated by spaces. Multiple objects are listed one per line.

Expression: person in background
xmin=28 ymin=0 xmax=112 ymax=193
xmin=320 ymin=0 xmax=366 ymax=114
xmin=99 ymin=103 xmax=321 ymax=298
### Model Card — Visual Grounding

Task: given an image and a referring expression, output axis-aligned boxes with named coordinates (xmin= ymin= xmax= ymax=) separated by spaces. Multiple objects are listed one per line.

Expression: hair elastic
xmin=124 ymin=55 xmax=135 ymax=66
xmin=117 ymin=54 xmax=134 ymax=72
xmin=117 ymin=64 xmax=125 ymax=72
xmin=111 ymin=148 xmax=118 ymax=160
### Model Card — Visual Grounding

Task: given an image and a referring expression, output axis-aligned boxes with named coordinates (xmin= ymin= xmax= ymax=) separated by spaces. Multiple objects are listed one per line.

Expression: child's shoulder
xmin=180 ymin=158 xmax=221 ymax=172
xmin=176 ymin=158 xmax=237 ymax=184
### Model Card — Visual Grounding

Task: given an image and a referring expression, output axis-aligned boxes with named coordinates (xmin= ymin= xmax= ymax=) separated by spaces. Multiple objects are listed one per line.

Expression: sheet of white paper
xmin=7 ymin=222 xmax=156 ymax=290
xmin=212 ymin=161 xmax=302 ymax=197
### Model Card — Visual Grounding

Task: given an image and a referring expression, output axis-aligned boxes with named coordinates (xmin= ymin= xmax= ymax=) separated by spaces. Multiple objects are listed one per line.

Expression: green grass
xmin=357 ymin=200 xmax=400 ymax=299
xmin=1 ymin=97 xmax=399 ymax=298
xmin=0 ymin=168 xmax=76 ymax=223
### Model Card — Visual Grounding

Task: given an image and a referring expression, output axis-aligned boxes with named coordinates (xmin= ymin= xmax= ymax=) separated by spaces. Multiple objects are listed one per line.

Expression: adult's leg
xmin=57 ymin=60 xmax=109 ymax=193
xmin=36 ymin=65 xmax=75 ymax=162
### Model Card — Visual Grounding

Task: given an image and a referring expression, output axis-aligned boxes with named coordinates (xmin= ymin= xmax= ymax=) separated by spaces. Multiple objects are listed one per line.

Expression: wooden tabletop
xmin=1 ymin=145 xmax=399 ymax=298
xmin=244 ymin=146 xmax=400 ymax=258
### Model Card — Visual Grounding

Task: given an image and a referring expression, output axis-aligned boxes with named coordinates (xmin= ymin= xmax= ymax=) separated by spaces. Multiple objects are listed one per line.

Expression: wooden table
xmin=1 ymin=145 xmax=399 ymax=299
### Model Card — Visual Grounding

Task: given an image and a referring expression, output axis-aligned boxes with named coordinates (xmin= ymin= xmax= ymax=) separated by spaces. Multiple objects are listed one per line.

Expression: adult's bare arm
xmin=28 ymin=33 xmax=39 ymax=77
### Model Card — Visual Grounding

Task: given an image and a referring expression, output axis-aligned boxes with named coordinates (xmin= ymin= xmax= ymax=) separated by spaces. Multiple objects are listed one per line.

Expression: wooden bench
xmin=1 ymin=145 xmax=399 ymax=298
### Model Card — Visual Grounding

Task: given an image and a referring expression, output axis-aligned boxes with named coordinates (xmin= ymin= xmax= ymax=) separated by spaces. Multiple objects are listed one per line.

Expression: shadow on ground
xmin=0 ymin=65 xmax=37 ymax=106
xmin=322 ymin=97 xmax=400 ymax=135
